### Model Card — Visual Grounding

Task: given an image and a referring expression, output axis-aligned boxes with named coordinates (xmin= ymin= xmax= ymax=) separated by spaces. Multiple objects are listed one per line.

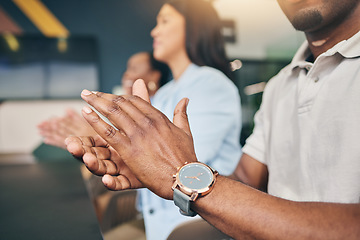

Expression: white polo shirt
xmin=243 ymin=30 xmax=360 ymax=203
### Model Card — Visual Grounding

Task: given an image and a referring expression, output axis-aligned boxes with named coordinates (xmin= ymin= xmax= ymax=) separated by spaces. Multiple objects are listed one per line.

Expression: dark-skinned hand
xmin=66 ymin=79 xmax=198 ymax=200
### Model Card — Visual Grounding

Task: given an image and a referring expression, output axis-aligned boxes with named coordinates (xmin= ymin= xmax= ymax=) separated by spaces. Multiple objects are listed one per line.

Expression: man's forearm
xmin=193 ymin=176 xmax=360 ymax=240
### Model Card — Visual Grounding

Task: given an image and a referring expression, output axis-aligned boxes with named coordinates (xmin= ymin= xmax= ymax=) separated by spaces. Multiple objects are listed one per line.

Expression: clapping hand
xmin=66 ymin=80 xmax=198 ymax=199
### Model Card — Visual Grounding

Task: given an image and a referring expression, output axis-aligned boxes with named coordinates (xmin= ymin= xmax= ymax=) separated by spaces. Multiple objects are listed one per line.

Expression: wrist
xmin=191 ymin=175 xmax=224 ymax=214
xmin=172 ymin=162 xmax=218 ymax=216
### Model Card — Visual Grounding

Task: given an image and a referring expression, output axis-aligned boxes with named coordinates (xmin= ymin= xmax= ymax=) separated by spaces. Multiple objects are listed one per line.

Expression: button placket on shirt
xmin=297 ymin=62 xmax=322 ymax=113
xmin=305 ymin=64 xmax=320 ymax=83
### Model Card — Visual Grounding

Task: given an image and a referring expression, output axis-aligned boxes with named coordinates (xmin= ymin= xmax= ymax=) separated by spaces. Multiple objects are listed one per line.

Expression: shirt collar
xmin=336 ymin=30 xmax=360 ymax=58
xmin=289 ymin=30 xmax=360 ymax=70
xmin=289 ymin=41 xmax=312 ymax=70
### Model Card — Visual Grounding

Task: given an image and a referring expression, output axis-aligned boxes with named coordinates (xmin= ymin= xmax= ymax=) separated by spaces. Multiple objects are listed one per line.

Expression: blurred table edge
xmin=0 ymin=158 xmax=103 ymax=239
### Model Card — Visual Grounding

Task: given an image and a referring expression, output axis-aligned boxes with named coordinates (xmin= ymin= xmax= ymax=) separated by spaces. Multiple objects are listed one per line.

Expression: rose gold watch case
xmin=172 ymin=162 xmax=218 ymax=201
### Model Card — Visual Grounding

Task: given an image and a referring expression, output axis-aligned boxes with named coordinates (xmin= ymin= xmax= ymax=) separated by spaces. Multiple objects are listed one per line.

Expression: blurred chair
xmin=100 ymin=189 xmax=140 ymax=233
xmin=80 ymin=165 xmax=142 ymax=236
xmin=166 ymin=218 xmax=232 ymax=240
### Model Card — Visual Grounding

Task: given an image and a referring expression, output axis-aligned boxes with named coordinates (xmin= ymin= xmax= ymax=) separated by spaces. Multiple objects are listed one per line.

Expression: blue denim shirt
xmin=138 ymin=63 xmax=242 ymax=240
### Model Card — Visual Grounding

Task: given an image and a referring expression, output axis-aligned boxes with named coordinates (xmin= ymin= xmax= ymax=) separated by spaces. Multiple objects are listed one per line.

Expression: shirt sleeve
xmin=241 ymin=73 xmax=280 ymax=166
xmin=242 ymin=105 xmax=267 ymax=165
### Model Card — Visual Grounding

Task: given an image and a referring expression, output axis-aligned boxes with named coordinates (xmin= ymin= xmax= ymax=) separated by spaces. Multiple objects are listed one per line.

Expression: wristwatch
xmin=172 ymin=162 xmax=218 ymax=217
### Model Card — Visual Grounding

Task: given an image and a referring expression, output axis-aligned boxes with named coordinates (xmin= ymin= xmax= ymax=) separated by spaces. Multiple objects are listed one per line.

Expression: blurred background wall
xmin=0 ymin=0 xmax=304 ymax=158
xmin=0 ymin=0 xmax=166 ymax=93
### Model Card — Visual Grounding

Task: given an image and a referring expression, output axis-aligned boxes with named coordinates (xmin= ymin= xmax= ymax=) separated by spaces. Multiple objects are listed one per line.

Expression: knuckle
xmin=107 ymin=104 xmax=121 ymax=115
xmin=154 ymin=112 xmax=168 ymax=125
xmin=179 ymin=111 xmax=188 ymax=119
xmin=128 ymin=95 xmax=139 ymax=101
xmin=174 ymin=108 xmax=187 ymax=118
xmin=104 ymin=160 xmax=118 ymax=175
xmin=95 ymin=92 xmax=104 ymax=97
xmin=112 ymin=95 xmax=126 ymax=104
xmin=139 ymin=113 xmax=168 ymax=133
xmin=89 ymin=137 xmax=96 ymax=147
xmin=87 ymin=114 xmax=101 ymax=124
xmin=143 ymin=116 xmax=155 ymax=128
xmin=104 ymin=126 xmax=117 ymax=138
xmin=158 ymin=113 xmax=168 ymax=121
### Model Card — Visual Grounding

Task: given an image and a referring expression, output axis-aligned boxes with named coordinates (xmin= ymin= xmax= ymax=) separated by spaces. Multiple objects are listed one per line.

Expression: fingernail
xmin=185 ymin=98 xmax=190 ymax=107
xmin=83 ymin=106 xmax=93 ymax=114
xmin=102 ymin=175 xmax=111 ymax=187
xmin=82 ymin=89 xmax=92 ymax=96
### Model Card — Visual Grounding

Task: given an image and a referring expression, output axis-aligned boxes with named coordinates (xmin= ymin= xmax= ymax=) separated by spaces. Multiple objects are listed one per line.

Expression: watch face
xmin=178 ymin=163 xmax=214 ymax=191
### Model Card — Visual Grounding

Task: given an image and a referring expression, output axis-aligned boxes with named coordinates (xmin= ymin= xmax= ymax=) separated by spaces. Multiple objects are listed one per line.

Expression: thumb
xmin=132 ymin=79 xmax=151 ymax=103
xmin=173 ymin=98 xmax=192 ymax=137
